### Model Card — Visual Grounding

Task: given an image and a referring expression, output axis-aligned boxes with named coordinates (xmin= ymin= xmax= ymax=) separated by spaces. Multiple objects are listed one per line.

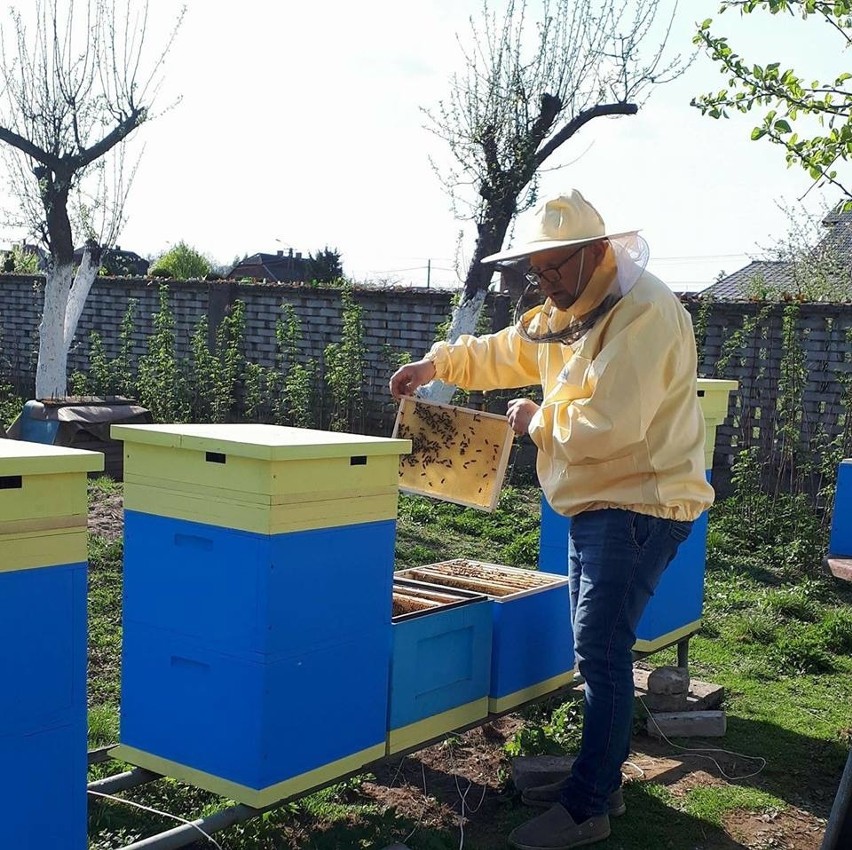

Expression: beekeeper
xmin=389 ymin=189 xmax=714 ymax=850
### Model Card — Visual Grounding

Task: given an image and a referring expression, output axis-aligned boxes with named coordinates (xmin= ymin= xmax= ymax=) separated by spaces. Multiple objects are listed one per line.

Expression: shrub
xmin=149 ymin=241 xmax=212 ymax=280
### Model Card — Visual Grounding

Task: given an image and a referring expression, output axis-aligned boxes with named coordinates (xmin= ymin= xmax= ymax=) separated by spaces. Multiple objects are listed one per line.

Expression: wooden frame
xmin=391 ymin=396 xmax=514 ymax=512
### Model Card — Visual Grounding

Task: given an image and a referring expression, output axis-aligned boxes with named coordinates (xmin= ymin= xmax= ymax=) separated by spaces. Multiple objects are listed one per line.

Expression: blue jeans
xmin=559 ymin=508 xmax=692 ymax=820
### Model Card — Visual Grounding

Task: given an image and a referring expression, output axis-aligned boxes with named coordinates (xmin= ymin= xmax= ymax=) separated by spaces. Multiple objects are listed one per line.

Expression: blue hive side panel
xmin=121 ymin=622 xmax=390 ymax=790
xmin=389 ymin=603 xmax=492 ymax=729
xmin=539 ymin=474 xmax=712 ymax=648
xmin=540 ymin=497 xmax=570 ymax=553
xmin=0 ymin=563 xmax=86 ymax=735
xmin=0 ymin=720 xmax=86 ymax=850
xmin=636 ymin=509 xmax=708 ymax=642
xmin=830 ymin=461 xmax=852 ymax=557
xmin=123 ymin=511 xmax=395 ymax=657
xmin=490 ymin=589 xmax=573 ymax=699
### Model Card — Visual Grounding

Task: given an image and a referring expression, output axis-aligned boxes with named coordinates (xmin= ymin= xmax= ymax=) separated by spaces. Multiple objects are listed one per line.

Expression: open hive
xmin=399 ymin=558 xmax=558 ymax=597
xmin=396 ymin=558 xmax=574 ymax=712
xmin=392 ymin=396 xmax=514 ymax=511
xmin=387 ymin=579 xmax=492 ymax=753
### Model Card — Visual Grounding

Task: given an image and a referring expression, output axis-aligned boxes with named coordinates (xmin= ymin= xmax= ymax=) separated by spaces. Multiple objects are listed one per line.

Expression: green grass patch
xmin=683 ymin=785 xmax=784 ymax=826
xmin=83 ymin=477 xmax=852 ymax=849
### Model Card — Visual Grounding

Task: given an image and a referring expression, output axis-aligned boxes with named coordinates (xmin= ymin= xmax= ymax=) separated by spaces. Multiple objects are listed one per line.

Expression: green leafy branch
xmin=692 ymin=1 xmax=852 ymax=200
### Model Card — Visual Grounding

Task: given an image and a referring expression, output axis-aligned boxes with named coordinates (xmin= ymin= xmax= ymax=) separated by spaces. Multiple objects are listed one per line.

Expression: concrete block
xmin=647 ymin=666 xmax=689 ymax=695
xmin=641 ymin=691 xmax=689 ymax=712
xmin=646 ymin=710 xmax=727 ymax=738
xmin=511 ymin=755 xmax=575 ymax=792
xmin=826 ymin=557 xmax=852 ymax=583
xmin=633 ymin=668 xmax=724 ymax=712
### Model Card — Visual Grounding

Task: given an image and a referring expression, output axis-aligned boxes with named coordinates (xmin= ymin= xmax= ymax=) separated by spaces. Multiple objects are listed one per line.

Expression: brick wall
xmin=3 ymin=275 xmax=851 ymax=493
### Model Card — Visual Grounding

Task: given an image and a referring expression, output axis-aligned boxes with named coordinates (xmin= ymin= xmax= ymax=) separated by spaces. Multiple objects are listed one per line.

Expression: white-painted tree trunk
xmin=418 ymin=288 xmax=488 ymax=405
xmin=34 ymin=252 xmax=99 ymax=399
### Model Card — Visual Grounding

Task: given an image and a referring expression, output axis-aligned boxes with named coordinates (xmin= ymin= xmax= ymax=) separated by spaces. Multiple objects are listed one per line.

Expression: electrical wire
xmin=638 ymin=695 xmax=767 ymax=781
xmin=86 ymin=789 xmax=226 ymax=850
xmin=402 ymin=760 xmax=429 ymax=846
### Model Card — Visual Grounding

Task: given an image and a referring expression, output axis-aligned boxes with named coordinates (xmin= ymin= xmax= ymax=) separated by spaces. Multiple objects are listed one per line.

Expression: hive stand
xmin=0 ymin=440 xmax=102 ymax=850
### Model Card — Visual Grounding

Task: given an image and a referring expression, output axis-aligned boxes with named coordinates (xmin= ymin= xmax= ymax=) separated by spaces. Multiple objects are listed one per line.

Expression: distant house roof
xmin=227 ymin=249 xmax=309 ymax=282
xmin=701 ymin=260 xmax=796 ymax=300
xmin=73 ymin=244 xmax=149 ymax=276
xmin=700 ymin=205 xmax=852 ymax=300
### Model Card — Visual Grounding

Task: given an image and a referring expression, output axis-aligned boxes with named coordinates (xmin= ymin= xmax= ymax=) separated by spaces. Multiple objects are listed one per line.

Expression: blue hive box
xmin=538 ymin=379 xmax=737 ymax=654
xmin=388 ymin=579 xmax=492 ymax=754
xmin=829 ymin=459 xmax=852 ymax=558
xmin=539 ymin=475 xmax=712 ymax=654
xmin=120 ymin=620 xmax=390 ymax=803
xmin=123 ymin=511 xmax=397 ymax=658
xmin=0 ymin=440 xmax=102 ymax=850
xmin=396 ymin=560 xmax=574 ymax=713
xmin=112 ymin=424 xmax=411 ymax=807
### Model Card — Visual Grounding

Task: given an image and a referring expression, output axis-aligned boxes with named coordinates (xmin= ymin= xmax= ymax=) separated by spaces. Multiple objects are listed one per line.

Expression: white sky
xmin=2 ymin=0 xmax=848 ymax=291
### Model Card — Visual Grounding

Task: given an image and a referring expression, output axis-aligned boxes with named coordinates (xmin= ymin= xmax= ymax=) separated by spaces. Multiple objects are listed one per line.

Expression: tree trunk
xmin=419 ymin=204 xmax=514 ymax=404
xmin=35 ymin=260 xmax=74 ymax=398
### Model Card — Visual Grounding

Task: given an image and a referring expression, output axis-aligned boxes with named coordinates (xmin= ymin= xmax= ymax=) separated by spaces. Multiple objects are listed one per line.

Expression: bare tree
xmin=0 ymin=0 xmax=183 ymax=398
xmin=422 ymin=0 xmax=686 ymax=402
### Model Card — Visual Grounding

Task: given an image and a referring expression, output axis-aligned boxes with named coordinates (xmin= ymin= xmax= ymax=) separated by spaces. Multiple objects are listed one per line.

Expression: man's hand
xmin=389 ymin=358 xmax=437 ymax=400
xmin=507 ymin=398 xmax=539 ymax=436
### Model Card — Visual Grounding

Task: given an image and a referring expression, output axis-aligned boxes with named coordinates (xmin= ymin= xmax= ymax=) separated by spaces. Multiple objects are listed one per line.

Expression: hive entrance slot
xmin=205 ymin=452 xmax=227 ymax=464
xmin=350 ymin=456 xmax=367 ymax=466
xmin=0 ymin=475 xmax=22 ymax=489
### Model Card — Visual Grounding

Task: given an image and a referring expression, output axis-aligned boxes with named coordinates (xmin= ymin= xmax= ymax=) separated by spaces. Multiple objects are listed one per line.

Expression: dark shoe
xmin=522 ymin=781 xmax=626 ymax=817
xmin=508 ymin=803 xmax=611 ymax=849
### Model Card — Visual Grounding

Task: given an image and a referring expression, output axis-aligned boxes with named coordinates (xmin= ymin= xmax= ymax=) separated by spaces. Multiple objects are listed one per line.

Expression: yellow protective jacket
xmin=426 ymin=265 xmax=714 ymax=522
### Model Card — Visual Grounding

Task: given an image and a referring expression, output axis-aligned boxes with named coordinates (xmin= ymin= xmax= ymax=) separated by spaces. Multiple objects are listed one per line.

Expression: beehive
xmin=396 ymin=560 xmax=574 ymax=713
xmin=697 ymin=379 xmax=739 ymax=470
xmin=111 ymin=423 xmax=411 ymax=808
xmin=829 ymin=459 xmax=852 ymax=558
xmin=0 ymin=440 xmax=103 ymax=850
xmin=388 ymin=579 xmax=492 ymax=754
xmin=539 ymin=379 xmax=738 ymax=654
xmin=393 ymin=396 xmax=514 ymax=511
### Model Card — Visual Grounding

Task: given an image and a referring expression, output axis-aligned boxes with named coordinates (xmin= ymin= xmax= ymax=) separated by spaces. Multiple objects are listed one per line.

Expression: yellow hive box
xmin=696 ymin=379 xmax=738 ymax=471
xmin=112 ymin=423 xmax=411 ymax=534
xmin=0 ymin=440 xmax=103 ymax=571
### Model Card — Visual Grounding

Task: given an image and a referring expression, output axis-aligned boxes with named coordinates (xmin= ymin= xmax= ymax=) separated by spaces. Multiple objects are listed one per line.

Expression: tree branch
xmin=535 ymin=101 xmax=638 ymax=167
xmin=73 ymin=107 xmax=145 ymax=170
xmin=0 ymin=124 xmax=58 ymax=168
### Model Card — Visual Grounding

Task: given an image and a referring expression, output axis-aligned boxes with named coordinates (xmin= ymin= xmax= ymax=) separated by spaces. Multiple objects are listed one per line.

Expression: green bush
xmin=149 ymin=241 xmax=212 ymax=280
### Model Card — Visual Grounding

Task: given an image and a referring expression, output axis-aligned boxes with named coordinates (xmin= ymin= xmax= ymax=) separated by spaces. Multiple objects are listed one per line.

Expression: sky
xmin=0 ymin=0 xmax=848 ymax=291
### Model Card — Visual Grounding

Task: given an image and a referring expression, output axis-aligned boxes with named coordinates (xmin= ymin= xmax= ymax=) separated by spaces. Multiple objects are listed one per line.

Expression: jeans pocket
xmin=629 ymin=512 xmax=652 ymax=548
xmin=669 ymin=520 xmax=693 ymax=543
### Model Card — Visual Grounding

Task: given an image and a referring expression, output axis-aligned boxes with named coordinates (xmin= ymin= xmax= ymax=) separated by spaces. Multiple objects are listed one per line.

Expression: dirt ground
xmin=358 ymin=718 xmax=827 ymax=850
xmin=87 ymin=492 xmax=829 ymax=849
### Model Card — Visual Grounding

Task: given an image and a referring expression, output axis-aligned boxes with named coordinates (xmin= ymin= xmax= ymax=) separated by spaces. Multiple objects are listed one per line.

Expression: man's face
xmin=525 ymin=244 xmax=589 ymax=311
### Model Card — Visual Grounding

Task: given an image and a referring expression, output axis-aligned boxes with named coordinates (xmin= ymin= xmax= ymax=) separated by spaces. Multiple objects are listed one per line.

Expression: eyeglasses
xmin=524 ymin=246 xmax=584 ymax=288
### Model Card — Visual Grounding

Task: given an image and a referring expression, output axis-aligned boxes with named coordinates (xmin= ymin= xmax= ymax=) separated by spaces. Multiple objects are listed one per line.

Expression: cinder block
xmin=633 ymin=668 xmax=724 ymax=712
xmin=511 ymin=755 xmax=575 ymax=791
xmin=646 ymin=710 xmax=726 ymax=738
xmin=642 ymin=691 xmax=689 ymax=712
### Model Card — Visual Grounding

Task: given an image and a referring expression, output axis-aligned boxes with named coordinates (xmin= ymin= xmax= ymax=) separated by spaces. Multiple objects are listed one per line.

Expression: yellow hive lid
xmin=111 ymin=423 xmax=411 ymax=461
xmin=0 ymin=439 xmax=104 ymax=476
xmin=697 ymin=379 xmax=739 ymax=392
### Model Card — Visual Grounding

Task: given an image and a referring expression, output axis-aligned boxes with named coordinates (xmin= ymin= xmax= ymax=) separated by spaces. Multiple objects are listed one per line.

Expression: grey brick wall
xmin=4 ymin=275 xmax=850 ymax=495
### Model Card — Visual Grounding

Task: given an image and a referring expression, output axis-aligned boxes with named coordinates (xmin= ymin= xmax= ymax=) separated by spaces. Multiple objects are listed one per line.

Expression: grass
xmin=84 ymin=477 xmax=852 ymax=849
